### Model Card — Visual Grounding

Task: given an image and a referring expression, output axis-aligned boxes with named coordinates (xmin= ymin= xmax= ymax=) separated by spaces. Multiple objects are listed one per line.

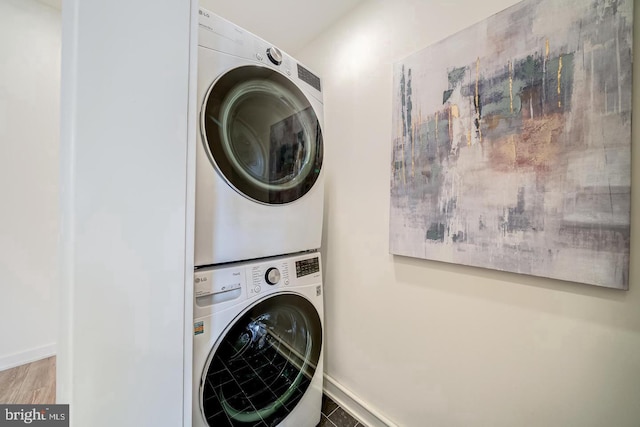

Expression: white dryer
xmin=195 ymin=9 xmax=325 ymax=267
xmin=193 ymin=252 xmax=324 ymax=427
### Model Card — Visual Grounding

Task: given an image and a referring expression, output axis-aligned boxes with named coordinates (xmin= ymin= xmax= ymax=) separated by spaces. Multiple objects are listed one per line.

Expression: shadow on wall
xmin=320 ymin=177 xmax=332 ymax=282
xmin=319 ymin=176 xmax=333 ymax=372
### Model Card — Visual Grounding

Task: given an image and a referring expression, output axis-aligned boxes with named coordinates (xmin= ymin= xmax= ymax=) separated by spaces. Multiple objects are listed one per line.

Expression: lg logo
xmin=199 ymin=10 xmax=210 ymax=18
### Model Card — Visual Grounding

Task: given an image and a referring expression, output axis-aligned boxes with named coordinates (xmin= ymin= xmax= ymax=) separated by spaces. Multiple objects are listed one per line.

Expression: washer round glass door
xmin=202 ymin=66 xmax=323 ymax=204
xmin=200 ymin=294 xmax=322 ymax=427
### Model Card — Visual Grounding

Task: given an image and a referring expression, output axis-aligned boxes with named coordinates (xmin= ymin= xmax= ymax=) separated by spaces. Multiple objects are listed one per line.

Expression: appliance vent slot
xmin=297 ymin=64 xmax=321 ymax=92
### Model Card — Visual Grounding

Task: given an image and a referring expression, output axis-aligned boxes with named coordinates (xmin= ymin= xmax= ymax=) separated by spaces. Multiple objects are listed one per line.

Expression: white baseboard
xmin=323 ymin=374 xmax=398 ymax=427
xmin=0 ymin=344 xmax=56 ymax=372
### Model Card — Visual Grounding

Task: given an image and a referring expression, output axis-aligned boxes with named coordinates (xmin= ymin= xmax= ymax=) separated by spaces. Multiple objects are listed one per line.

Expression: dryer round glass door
xmin=200 ymin=293 xmax=322 ymax=427
xmin=201 ymin=65 xmax=323 ymax=204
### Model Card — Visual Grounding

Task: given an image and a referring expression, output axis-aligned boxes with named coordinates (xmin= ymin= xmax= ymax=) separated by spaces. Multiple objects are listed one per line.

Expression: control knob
xmin=265 ymin=267 xmax=281 ymax=285
xmin=266 ymin=47 xmax=283 ymax=66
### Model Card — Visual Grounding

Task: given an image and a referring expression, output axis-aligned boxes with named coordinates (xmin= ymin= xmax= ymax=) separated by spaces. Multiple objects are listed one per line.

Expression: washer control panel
xmin=248 ymin=261 xmax=290 ymax=297
xmin=195 ymin=252 xmax=321 ymax=301
xmin=194 ymin=268 xmax=244 ymax=297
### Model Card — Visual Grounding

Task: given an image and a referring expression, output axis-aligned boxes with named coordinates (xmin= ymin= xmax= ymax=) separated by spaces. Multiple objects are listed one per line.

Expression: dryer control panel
xmin=197 ymin=7 xmax=322 ymax=101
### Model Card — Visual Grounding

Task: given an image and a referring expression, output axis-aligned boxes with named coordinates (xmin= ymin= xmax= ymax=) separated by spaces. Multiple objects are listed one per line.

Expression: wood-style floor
xmin=0 ymin=357 xmax=56 ymax=404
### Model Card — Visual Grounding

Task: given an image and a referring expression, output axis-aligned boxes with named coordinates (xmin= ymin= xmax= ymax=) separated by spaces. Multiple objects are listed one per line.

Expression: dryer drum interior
xmin=202 ymin=65 xmax=323 ymax=205
xmin=201 ymin=294 xmax=322 ymax=427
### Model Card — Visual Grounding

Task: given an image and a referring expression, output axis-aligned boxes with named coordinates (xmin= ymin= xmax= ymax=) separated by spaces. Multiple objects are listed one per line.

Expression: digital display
xmin=297 ymin=64 xmax=321 ymax=92
xmin=295 ymin=257 xmax=319 ymax=277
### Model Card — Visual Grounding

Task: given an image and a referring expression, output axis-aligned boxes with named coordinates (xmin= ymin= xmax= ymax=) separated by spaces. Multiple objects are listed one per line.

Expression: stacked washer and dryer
xmin=193 ymin=8 xmax=326 ymax=427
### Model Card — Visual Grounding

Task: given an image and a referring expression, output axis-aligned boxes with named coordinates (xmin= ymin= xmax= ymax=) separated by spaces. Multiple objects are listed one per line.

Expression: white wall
xmin=0 ymin=0 xmax=60 ymax=370
xmin=298 ymin=1 xmax=640 ymax=426
xmin=58 ymin=1 xmax=195 ymax=425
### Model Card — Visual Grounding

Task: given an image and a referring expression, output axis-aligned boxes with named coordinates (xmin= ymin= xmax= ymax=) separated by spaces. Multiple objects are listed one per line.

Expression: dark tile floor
xmin=316 ymin=394 xmax=366 ymax=427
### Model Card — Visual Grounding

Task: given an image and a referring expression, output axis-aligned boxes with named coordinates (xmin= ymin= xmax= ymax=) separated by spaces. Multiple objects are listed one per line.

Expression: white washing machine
xmin=193 ymin=252 xmax=324 ymax=427
xmin=195 ymin=9 xmax=325 ymax=267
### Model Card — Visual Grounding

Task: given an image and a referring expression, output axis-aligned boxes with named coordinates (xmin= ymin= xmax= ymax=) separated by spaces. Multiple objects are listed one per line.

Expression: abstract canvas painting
xmin=390 ymin=0 xmax=633 ymax=289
